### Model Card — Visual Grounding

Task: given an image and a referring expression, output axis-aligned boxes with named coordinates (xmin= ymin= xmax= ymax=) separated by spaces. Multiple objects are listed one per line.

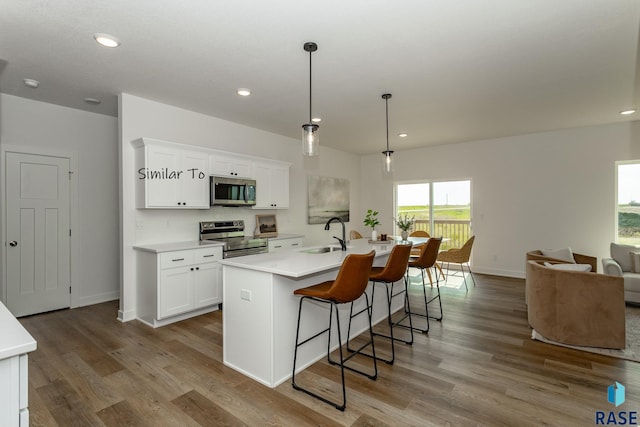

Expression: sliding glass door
xmin=396 ymin=180 xmax=471 ymax=250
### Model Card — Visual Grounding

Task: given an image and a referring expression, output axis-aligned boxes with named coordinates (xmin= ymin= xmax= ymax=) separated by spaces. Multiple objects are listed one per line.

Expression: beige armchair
xmin=526 ymin=260 xmax=625 ymax=349
xmin=526 ymin=249 xmax=597 ymax=273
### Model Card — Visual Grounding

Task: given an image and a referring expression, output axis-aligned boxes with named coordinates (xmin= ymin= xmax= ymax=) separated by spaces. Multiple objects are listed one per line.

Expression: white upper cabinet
xmin=252 ymin=160 xmax=290 ymax=209
xmin=134 ymin=138 xmax=209 ymax=209
xmin=133 ymin=137 xmax=291 ymax=210
xmin=209 ymin=153 xmax=252 ymax=178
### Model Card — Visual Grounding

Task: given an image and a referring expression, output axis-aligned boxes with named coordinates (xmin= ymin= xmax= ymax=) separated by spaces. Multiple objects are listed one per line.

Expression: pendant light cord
xmin=309 ymin=49 xmax=312 ymax=123
xmin=385 ymin=97 xmax=389 ymax=151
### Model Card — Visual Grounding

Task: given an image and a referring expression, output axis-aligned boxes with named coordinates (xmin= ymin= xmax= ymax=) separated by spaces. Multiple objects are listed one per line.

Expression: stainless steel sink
xmin=301 ymin=246 xmax=343 ymax=254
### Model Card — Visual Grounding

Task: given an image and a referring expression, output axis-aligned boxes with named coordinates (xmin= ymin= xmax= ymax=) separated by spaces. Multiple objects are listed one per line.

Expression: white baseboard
xmin=71 ymin=290 xmax=119 ymax=309
xmin=472 ymin=266 xmax=524 ymax=279
xmin=118 ymin=309 xmax=136 ymax=323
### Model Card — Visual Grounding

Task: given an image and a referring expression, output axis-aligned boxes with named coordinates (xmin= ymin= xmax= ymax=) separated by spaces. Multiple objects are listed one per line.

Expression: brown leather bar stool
xmin=347 ymin=243 xmax=413 ymax=365
xmin=407 ymin=237 xmax=443 ymax=332
xmin=291 ymin=250 xmax=376 ymax=411
xmin=409 ymin=230 xmax=445 ymax=284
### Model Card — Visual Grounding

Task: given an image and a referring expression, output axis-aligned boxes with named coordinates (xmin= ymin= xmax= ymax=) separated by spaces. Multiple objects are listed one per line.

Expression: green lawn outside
xmin=618 ymin=205 xmax=640 ymax=245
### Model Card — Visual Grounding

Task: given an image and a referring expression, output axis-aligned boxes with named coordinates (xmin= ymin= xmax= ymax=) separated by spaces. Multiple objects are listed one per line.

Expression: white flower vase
xmin=371 ymin=230 xmax=378 ymax=241
xmin=401 ymin=230 xmax=409 ymax=241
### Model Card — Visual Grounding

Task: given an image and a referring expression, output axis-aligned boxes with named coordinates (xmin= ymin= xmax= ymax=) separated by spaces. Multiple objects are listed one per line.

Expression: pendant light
xmin=381 ymin=93 xmax=394 ymax=174
xmin=302 ymin=42 xmax=319 ymax=156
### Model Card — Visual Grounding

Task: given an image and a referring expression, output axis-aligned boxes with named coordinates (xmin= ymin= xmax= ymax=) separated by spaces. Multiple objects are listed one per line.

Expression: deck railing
xmin=412 ymin=219 xmax=471 ymax=250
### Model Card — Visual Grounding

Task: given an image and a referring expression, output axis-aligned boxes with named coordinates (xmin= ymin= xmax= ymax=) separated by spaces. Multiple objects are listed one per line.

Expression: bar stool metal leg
xmin=292 ymin=293 xmax=377 ymax=411
xmin=347 ymin=274 xmax=416 ymax=365
xmin=291 ymin=250 xmax=376 ymax=411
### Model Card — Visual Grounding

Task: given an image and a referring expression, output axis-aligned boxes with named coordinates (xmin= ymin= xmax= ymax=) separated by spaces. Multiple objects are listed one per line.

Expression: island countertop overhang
xmin=218 ymin=239 xmax=399 ymax=278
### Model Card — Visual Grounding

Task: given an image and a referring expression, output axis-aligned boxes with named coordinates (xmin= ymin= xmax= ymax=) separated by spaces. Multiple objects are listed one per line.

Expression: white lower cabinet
xmin=0 ymin=302 xmax=35 ymax=427
xmin=0 ymin=354 xmax=29 ymax=427
xmin=193 ymin=262 xmax=221 ymax=309
xmin=137 ymin=246 xmax=223 ymax=327
xmin=268 ymin=237 xmax=304 ymax=253
xmin=159 ymin=266 xmax=194 ymax=319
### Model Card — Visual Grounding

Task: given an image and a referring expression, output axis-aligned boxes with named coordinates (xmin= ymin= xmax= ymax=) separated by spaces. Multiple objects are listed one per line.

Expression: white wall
xmin=119 ymin=93 xmax=361 ymax=321
xmin=0 ymin=94 xmax=119 ymax=306
xmin=361 ymin=121 xmax=640 ymax=277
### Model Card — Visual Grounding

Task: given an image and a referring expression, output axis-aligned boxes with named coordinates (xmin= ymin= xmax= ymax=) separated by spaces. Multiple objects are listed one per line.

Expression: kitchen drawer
xmin=194 ymin=246 xmax=223 ymax=263
xmin=160 ymin=250 xmax=194 ymax=269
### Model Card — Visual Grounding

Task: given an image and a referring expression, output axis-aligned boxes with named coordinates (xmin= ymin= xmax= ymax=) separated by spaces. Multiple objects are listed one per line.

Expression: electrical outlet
xmin=240 ymin=289 xmax=252 ymax=301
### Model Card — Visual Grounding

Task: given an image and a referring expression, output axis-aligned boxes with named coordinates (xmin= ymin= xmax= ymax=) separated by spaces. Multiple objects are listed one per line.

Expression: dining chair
xmin=292 ymin=251 xmax=376 ymax=411
xmin=437 ymin=235 xmax=476 ymax=291
xmin=349 ymin=230 xmax=363 ymax=240
xmin=407 ymin=237 xmax=443 ymax=331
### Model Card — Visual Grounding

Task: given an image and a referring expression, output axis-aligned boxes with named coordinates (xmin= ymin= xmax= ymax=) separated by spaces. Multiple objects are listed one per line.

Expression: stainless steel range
xmin=199 ymin=220 xmax=268 ymax=258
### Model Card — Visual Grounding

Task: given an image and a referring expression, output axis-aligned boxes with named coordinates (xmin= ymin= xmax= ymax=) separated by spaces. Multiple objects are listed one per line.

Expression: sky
xmin=618 ymin=163 xmax=640 ymax=204
xmin=397 ymin=180 xmax=470 ymax=206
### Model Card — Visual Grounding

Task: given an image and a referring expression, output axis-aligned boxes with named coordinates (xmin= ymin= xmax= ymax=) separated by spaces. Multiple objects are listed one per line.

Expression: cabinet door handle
xmin=292 ymin=243 xmax=299 ymax=246
xmin=190 ymin=267 xmax=194 ymax=271
xmin=172 ymin=258 xmax=185 ymax=262
xmin=195 ymin=267 xmax=200 ymax=270
xmin=203 ymin=254 xmax=215 ymax=258
xmin=274 ymin=245 xmax=282 ymax=249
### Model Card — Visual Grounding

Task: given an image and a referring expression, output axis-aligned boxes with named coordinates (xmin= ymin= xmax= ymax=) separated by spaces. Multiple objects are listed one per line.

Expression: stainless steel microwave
xmin=210 ymin=176 xmax=257 ymax=206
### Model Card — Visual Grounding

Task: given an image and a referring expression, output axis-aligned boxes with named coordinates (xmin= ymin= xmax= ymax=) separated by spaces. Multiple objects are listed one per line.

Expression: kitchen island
xmin=0 ymin=301 xmax=37 ymax=426
xmin=219 ymin=238 xmax=413 ymax=388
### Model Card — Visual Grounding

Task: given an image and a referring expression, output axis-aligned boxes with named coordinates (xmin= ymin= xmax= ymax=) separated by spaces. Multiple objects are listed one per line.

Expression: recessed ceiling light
xmin=84 ymin=97 xmax=102 ymax=105
xmin=93 ymin=33 xmax=120 ymax=48
xmin=620 ymin=109 xmax=636 ymax=115
xmin=23 ymin=78 xmax=39 ymax=88
xmin=237 ymin=88 xmax=251 ymax=96
xmin=311 ymin=117 xmax=321 ymax=123
xmin=398 ymin=133 xmax=408 ymax=138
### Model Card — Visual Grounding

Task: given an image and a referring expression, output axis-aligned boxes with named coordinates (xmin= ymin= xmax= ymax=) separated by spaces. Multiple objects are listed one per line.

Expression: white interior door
xmin=5 ymin=152 xmax=71 ymax=317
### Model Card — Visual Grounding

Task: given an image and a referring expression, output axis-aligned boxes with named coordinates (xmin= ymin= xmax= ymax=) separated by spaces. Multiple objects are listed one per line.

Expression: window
xmin=617 ymin=161 xmax=640 ymax=245
xmin=395 ymin=180 xmax=471 ymax=250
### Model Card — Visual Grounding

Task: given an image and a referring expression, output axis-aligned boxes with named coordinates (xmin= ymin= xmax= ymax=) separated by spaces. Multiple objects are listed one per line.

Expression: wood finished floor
xmin=19 ymin=273 xmax=640 ymax=426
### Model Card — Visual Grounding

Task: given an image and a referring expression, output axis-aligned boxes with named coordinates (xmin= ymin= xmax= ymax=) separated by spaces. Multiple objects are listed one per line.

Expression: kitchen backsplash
xmin=134 ymin=206 xmax=293 ymax=244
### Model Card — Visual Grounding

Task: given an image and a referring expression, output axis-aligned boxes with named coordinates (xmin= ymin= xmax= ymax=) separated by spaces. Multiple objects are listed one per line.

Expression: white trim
xmin=473 ymin=266 xmax=524 ymax=279
xmin=118 ymin=309 xmax=136 ymax=323
xmin=0 ymin=144 xmax=79 ymax=310
xmin=73 ymin=291 xmax=119 ymax=309
xmin=614 ymin=159 xmax=640 ymax=243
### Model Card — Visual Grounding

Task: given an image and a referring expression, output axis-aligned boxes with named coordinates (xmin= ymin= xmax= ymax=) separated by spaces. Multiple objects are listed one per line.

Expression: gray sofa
xmin=602 ymin=242 xmax=640 ymax=304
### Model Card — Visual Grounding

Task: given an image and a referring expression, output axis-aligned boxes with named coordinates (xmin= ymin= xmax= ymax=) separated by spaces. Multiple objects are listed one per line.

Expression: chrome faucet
xmin=324 ymin=217 xmax=347 ymax=251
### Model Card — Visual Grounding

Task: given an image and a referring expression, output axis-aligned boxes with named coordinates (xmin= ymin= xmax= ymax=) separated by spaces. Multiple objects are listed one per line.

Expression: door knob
xmin=9 ymin=240 xmax=17 ymax=247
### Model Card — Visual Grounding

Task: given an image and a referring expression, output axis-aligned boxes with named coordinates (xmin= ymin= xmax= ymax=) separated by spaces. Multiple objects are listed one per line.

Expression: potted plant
xmin=394 ymin=213 xmax=415 ymax=241
xmin=363 ymin=209 xmax=380 ymax=241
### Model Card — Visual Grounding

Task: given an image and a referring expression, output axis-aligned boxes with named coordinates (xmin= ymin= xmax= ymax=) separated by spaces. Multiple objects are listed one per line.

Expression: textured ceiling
xmin=1 ymin=0 xmax=639 ymax=154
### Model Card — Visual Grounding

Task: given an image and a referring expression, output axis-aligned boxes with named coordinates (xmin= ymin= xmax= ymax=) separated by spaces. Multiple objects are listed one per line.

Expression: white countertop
xmin=133 ymin=234 xmax=304 ymax=253
xmin=0 ymin=301 xmax=37 ymax=360
xmin=133 ymin=240 xmax=225 ymax=253
xmin=219 ymin=238 xmax=424 ymax=278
